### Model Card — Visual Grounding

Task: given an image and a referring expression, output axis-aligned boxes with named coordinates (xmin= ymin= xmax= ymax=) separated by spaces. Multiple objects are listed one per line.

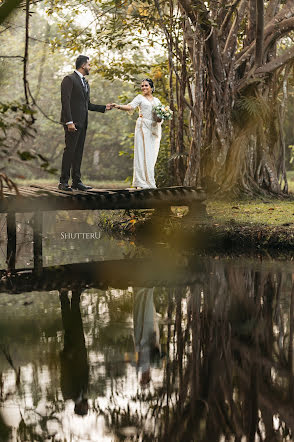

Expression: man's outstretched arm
xmin=88 ymin=101 xmax=107 ymax=113
xmin=88 ymin=85 xmax=113 ymax=112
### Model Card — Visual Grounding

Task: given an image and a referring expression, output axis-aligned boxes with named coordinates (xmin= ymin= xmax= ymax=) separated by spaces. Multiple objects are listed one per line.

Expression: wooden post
xmin=33 ymin=211 xmax=43 ymax=273
xmin=187 ymin=202 xmax=210 ymax=223
xmin=153 ymin=206 xmax=172 ymax=219
xmin=6 ymin=212 xmax=16 ymax=271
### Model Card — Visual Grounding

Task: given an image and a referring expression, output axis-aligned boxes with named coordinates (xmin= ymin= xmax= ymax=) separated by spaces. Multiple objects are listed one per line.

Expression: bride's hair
xmin=142 ymin=78 xmax=155 ymax=93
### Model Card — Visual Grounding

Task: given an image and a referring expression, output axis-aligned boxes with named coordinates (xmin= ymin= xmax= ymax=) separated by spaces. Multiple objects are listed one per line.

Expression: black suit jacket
xmin=60 ymin=71 xmax=106 ymax=127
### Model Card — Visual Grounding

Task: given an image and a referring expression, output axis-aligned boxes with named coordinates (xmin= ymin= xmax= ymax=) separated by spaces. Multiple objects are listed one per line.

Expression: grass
xmin=207 ymin=199 xmax=294 ymax=227
xmin=206 ymin=171 xmax=294 ymax=227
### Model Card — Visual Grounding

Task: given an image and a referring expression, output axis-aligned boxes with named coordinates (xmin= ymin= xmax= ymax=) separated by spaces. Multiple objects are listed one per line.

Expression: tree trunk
xmin=177 ymin=0 xmax=294 ymax=194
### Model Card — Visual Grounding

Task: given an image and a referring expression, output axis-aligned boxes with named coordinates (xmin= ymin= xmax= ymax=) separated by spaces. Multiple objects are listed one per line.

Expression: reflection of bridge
xmin=0 ymin=257 xmax=204 ymax=294
xmin=1 ymin=185 xmax=207 ymax=272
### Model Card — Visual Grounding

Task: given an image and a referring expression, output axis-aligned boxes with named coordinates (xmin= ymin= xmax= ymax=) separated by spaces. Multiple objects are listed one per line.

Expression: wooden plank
xmin=3 ymin=186 xmax=47 ymax=197
xmin=29 ymin=184 xmax=77 ymax=197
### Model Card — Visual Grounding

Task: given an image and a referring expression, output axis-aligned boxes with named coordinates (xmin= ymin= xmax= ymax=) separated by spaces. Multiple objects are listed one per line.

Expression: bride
xmin=112 ymin=78 xmax=162 ymax=189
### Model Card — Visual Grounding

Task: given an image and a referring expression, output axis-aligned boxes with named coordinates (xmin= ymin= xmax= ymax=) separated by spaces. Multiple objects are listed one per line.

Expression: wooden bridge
xmin=1 ymin=184 xmax=206 ymax=212
xmin=0 ymin=184 xmax=207 ymax=273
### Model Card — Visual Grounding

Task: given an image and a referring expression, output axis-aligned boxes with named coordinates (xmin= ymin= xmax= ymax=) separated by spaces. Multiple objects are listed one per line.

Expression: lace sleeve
xmin=127 ymin=94 xmax=142 ymax=109
xmin=155 ymin=97 xmax=162 ymax=107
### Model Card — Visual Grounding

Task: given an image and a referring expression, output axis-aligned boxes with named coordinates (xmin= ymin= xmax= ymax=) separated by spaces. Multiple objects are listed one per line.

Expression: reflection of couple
xmin=133 ymin=287 xmax=161 ymax=386
xmin=59 ymin=54 xmax=163 ymax=192
xmin=58 ymin=287 xmax=161 ymax=419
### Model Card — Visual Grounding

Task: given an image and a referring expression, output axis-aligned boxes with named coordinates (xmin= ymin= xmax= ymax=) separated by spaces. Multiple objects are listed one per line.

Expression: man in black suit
xmin=59 ymin=55 xmax=112 ymax=191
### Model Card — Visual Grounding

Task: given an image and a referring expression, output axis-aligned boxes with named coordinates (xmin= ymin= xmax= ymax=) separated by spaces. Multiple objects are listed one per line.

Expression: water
xmin=1 ymin=212 xmax=294 ymax=441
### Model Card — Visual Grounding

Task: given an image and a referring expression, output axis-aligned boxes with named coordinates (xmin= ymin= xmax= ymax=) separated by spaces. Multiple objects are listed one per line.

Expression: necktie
xmin=82 ymin=77 xmax=88 ymax=93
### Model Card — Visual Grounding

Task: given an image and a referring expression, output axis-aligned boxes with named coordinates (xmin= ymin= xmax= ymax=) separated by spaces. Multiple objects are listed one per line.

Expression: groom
xmin=59 ymin=55 xmax=113 ymax=191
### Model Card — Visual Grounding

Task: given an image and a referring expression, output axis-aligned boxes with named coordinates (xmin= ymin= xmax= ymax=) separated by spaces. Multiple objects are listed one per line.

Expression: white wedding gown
xmin=127 ymin=94 xmax=162 ymax=188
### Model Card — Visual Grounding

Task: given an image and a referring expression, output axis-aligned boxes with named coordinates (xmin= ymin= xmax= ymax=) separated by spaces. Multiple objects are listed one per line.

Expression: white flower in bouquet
xmin=153 ymin=104 xmax=173 ymax=121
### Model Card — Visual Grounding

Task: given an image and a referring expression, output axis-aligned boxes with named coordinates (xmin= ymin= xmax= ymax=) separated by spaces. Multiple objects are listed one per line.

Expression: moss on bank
xmin=97 ymin=198 xmax=294 ymax=253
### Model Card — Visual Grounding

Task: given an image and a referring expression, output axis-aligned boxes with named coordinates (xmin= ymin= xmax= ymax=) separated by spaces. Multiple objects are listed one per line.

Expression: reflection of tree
xmin=160 ymin=266 xmax=294 ymax=441
xmin=59 ymin=288 xmax=89 ymax=416
xmin=99 ymin=264 xmax=294 ymax=441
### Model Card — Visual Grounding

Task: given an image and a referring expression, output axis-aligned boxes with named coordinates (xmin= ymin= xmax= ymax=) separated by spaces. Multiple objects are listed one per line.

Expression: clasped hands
xmin=105 ymin=103 xmax=122 ymax=110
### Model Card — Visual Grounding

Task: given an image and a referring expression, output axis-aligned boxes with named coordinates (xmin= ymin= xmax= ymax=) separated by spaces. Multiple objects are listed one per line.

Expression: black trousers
xmin=60 ymin=125 xmax=87 ymax=185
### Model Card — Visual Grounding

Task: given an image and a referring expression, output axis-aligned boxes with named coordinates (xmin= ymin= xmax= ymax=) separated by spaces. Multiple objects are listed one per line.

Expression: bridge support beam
xmin=186 ymin=202 xmax=210 ymax=223
xmin=6 ymin=212 xmax=16 ymax=272
xmin=33 ymin=211 xmax=43 ymax=274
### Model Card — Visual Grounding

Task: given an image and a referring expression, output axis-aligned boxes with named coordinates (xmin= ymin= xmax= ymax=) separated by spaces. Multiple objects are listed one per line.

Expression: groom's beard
xmin=84 ymin=68 xmax=90 ymax=75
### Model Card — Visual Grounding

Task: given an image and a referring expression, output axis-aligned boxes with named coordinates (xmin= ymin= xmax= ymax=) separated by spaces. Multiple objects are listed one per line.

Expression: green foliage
xmin=233 ymin=94 xmax=271 ymax=126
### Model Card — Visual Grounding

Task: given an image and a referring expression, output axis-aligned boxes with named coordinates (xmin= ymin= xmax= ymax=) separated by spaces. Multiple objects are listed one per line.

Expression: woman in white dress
xmin=113 ymin=78 xmax=162 ymax=189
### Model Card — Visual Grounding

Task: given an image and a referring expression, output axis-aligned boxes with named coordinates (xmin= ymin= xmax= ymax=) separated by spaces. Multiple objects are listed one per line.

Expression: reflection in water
xmin=133 ymin=288 xmax=161 ymax=386
xmin=0 ymin=258 xmax=294 ymax=440
xmin=59 ymin=289 xmax=89 ymax=416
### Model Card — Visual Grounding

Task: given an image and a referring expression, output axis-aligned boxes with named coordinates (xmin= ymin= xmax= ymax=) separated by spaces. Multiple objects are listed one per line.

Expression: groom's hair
xmin=76 ymin=55 xmax=89 ymax=69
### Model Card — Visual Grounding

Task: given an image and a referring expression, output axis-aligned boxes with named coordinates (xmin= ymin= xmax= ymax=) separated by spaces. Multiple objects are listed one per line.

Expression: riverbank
xmin=97 ymin=197 xmax=294 ymax=253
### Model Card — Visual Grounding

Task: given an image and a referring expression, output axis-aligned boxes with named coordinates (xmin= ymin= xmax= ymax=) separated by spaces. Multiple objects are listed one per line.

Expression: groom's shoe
xmin=58 ymin=183 xmax=73 ymax=192
xmin=72 ymin=182 xmax=92 ymax=191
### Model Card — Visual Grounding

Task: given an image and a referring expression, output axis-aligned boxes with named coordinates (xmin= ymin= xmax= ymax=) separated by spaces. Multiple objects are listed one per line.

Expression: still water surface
xmin=0 ymin=212 xmax=294 ymax=441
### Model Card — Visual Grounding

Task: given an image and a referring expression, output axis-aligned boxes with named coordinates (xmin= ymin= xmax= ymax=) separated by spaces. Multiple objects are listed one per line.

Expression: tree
xmin=177 ymin=0 xmax=294 ymax=194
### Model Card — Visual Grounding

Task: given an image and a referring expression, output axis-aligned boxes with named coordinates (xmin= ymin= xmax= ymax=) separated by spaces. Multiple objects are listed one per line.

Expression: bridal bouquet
xmin=153 ymin=104 xmax=173 ymax=121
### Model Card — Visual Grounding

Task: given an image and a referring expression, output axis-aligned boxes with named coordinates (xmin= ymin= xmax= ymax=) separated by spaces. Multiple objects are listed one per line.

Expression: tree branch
xmin=23 ymin=0 xmax=30 ymax=104
xmin=245 ymin=0 xmax=256 ymax=46
xmin=255 ymin=0 xmax=264 ymax=67
xmin=263 ymin=16 xmax=294 ymax=53
xmin=154 ymin=0 xmax=196 ymax=116
xmin=177 ymin=0 xmax=195 ymax=23
xmin=235 ymin=5 xmax=294 ymax=69
xmin=265 ymin=0 xmax=280 ymax=24
xmin=255 ymin=45 xmax=294 ymax=74
xmin=0 ymin=55 xmax=24 ymax=60
xmin=223 ymin=0 xmax=247 ymax=60
xmin=237 ymin=3 xmax=294 ymax=57
xmin=219 ymin=0 xmax=242 ymax=36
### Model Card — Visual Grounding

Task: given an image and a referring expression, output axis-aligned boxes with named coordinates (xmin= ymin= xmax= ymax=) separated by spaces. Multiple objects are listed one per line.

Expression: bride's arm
xmin=112 ymin=95 xmax=142 ymax=112
xmin=112 ymin=103 xmax=133 ymax=111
